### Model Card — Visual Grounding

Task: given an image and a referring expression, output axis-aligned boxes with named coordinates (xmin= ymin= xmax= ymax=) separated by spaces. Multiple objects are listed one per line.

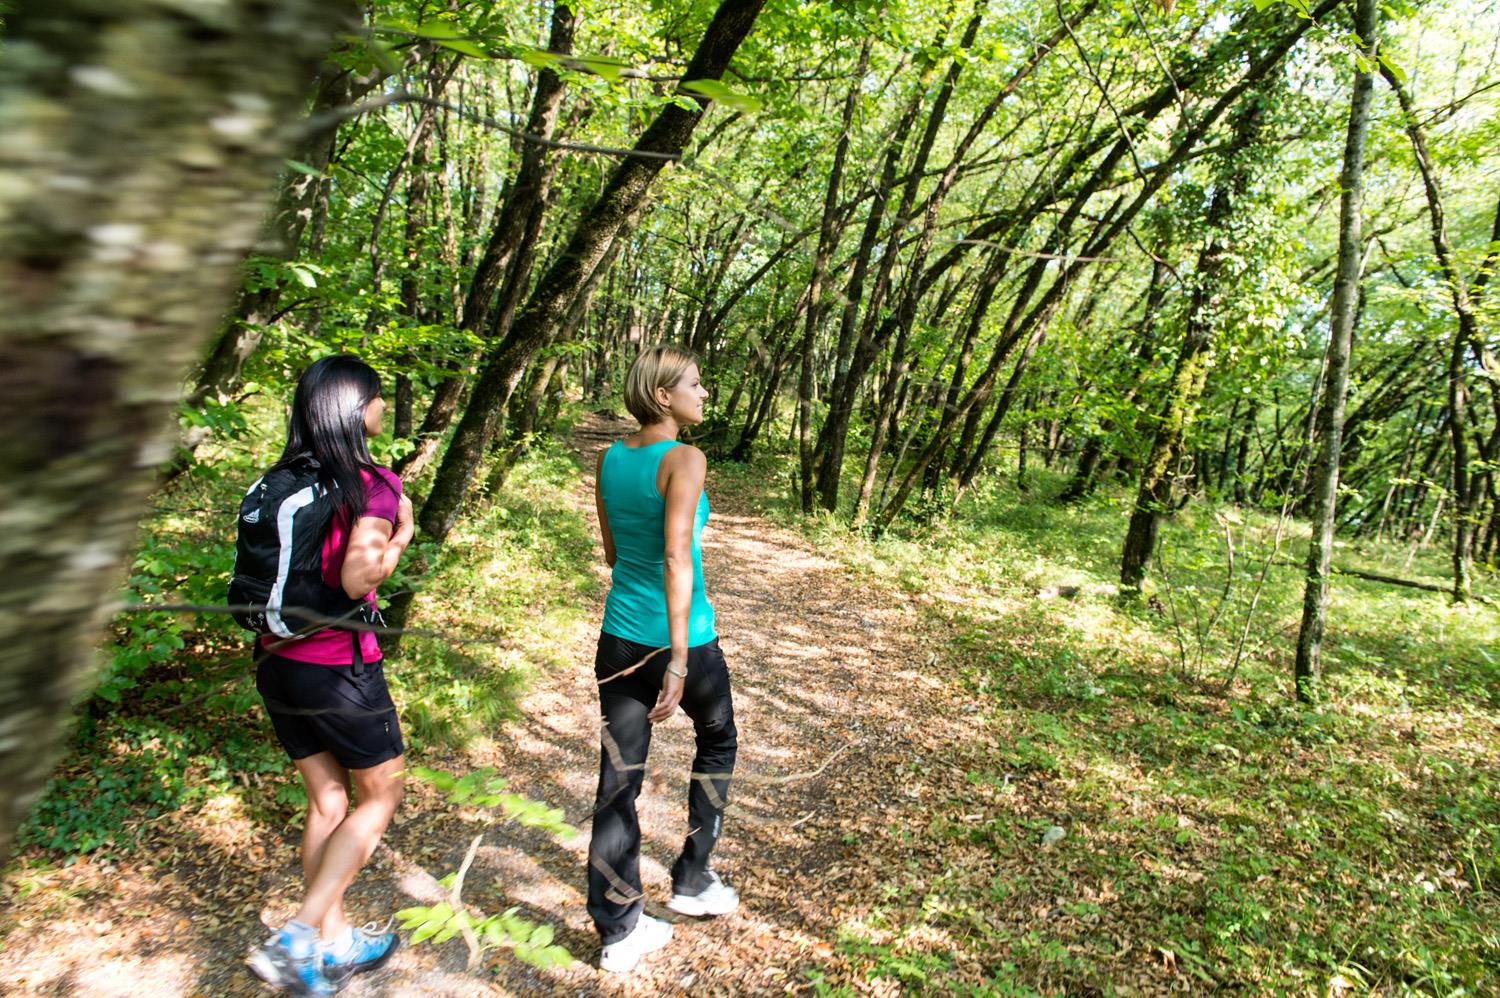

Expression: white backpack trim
xmin=266 ymin=484 xmax=321 ymax=638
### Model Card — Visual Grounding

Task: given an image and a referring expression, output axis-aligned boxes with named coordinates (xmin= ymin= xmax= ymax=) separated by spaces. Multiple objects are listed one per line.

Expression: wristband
xmin=666 ymin=666 xmax=687 ymax=679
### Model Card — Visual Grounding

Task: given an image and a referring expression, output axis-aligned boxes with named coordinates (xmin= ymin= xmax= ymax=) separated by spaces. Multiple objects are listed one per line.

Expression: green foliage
xmin=17 ymin=714 xmax=283 ymax=856
xmin=394 ymin=902 xmax=573 ymax=970
xmin=406 ymin=765 xmax=575 ymax=839
xmin=395 ymin=763 xmax=576 ymax=971
xmin=801 ymin=471 xmax=1500 ymax=992
xmin=679 ymin=78 xmax=763 ymax=113
xmin=177 ymin=395 xmax=250 ymax=440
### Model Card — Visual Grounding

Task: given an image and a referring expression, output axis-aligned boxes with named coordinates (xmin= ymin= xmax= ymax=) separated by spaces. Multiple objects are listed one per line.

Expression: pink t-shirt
xmin=259 ymin=466 xmax=402 ymax=665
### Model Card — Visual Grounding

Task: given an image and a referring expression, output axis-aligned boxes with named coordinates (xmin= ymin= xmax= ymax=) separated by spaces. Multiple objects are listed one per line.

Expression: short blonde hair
xmin=623 ymin=344 xmax=699 ymax=426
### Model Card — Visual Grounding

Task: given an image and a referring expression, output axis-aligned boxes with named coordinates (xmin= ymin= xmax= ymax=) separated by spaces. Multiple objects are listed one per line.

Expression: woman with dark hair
xmin=247 ymin=355 xmax=413 ymax=996
xmin=588 ymin=344 xmax=739 ymax=974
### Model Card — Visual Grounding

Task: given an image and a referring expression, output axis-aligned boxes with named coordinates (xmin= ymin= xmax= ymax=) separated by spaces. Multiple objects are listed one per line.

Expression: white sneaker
xmin=598 ymin=913 xmax=673 ymax=973
xmin=667 ymin=870 xmax=740 ymax=917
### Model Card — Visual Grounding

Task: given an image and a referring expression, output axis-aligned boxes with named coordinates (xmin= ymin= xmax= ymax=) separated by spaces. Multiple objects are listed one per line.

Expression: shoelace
xmin=320 ymin=917 xmax=398 ymax=960
xmin=361 ymin=916 xmax=397 ymax=937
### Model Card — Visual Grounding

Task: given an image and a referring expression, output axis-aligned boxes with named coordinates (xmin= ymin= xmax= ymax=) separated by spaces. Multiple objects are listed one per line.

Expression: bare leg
xmin=293 ymin=755 xmax=405 ymax=933
xmin=293 ymin=752 xmax=353 ymax=939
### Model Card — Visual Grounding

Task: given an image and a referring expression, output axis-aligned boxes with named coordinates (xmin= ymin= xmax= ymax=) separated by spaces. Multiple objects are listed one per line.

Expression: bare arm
xmin=596 ymin=449 xmax=617 ymax=569
xmin=340 ymin=493 xmax=415 ymax=598
xmin=650 ymin=445 xmax=706 ymax=723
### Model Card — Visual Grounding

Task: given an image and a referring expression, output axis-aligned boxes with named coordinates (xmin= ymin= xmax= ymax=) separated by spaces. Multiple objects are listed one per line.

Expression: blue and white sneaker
xmin=321 ymin=923 xmax=400 ymax=985
xmin=248 ymin=921 xmax=342 ymax=995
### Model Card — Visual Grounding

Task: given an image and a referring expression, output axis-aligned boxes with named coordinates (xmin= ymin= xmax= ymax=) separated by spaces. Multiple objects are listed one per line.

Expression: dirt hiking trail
xmin=1 ymin=413 xmax=978 ymax=997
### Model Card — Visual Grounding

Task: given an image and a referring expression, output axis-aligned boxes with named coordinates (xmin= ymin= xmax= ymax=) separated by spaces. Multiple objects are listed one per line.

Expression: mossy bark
xmin=1119 ymin=94 xmax=1271 ymax=590
xmin=1381 ymin=65 xmax=1485 ymax=603
xmin=0 ymin=0 xmax=357 ymax=860
xmin=1294 ymin=0 xmax=1375 ymax=701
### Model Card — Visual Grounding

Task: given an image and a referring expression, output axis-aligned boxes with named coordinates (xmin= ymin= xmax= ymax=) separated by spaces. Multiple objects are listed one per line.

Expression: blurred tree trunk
xmin=0 ymin=0 xmax=357 ymax=862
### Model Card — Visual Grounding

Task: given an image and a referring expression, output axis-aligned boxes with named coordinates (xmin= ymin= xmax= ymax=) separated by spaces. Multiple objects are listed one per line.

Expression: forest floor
xmin=0 ymin=413 xmax=988 ymax=997
xmin=2 ymin=412 xmax=1497 ymax=996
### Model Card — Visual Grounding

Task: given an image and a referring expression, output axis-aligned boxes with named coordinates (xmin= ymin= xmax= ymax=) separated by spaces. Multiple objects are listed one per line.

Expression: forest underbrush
xmin=724 ymin=450 xmax=1500 ymax=995
xmin=4 ymin=413 xmax=1498 ymax=996
xmin=4 ymin=406 xmax=598 ymax=871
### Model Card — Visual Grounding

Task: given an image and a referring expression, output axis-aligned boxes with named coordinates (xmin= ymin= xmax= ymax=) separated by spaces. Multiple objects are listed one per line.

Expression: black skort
xmin=255 ymin=651 xmax=404 ymax=770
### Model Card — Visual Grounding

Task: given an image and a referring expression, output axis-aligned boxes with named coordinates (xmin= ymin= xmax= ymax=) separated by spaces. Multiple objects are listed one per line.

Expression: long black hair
xmin=274 ymin=354 xmax=382 ymax=521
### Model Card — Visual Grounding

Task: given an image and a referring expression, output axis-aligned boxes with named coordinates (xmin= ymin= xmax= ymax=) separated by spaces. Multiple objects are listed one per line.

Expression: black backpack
xmin=229 ymin=457 xmax=375 ymax=669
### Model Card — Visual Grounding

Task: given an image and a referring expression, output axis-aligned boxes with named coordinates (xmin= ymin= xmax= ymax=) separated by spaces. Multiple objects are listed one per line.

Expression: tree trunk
xmin=1293 ymin=0 xmax=1374 ymax=702
xmin=416 ymin=0 xmax=768 ymax=548
xmin=1381 ymin=64 xmax=1486 ymax=602
xmin=395 ymin=2 xmax=577 ymax=479
xmin=815 ymin=10 xmax=988 ymax=512
xmin=1059 ymin=255 xmax=1170 ymax=502
xmin=1120 ymin=93 xmax=1271 ymax=590
xmin=0 ymin=0 xmax=356 ymax=862
xmin=816 ymin=2 xmax=1093 ymax=512
xmin=956 ymin=312 xmax=1057 ymax=492
xmin=395 ymin=67 xmax=442 ymax=440
xmin=797 ymin=38 xmax=870 ymax=512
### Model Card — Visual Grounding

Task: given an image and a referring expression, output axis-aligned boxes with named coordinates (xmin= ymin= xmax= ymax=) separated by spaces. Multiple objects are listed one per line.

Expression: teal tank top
xmin=599 ymin=439 xmax=716 ymax=647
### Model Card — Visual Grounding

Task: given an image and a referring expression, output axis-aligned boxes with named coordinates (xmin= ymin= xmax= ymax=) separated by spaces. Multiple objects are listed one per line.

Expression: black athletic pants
xmin=588 ymin=632 xmax=737 ymax=943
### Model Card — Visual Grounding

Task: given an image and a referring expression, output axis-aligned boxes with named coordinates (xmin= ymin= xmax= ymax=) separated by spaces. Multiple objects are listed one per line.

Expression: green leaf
xmin=482 ymin=918 xmax=507 ymax=947
xmin=284 ymin=159 xmax=328 ymax=179
xmin=530 ymin=924 xmax=554 ymax=947
xmin=377 ymin=19 xmax=491 ymax=58
xmin=406 ymin=21 xmax=466 ymax=39
xmin=519 ymin=48 xmax=565 ymax=70
xmin=434 ymin=38 xmax=490 ymax=58
xmin=575 ymin=55 xmax=631 ymax=83
xmin=410 ymin=765 xmax=456 ymax=792
xmin=1378 ymin=52 xmax=1407 ymax=83
xmin=366 ymin=37 xmax=404 ymax=75
xmin=679 ymin=79 xmax=763 ymax=114
xmin=499 ymin=910 xmax=531 ymax=942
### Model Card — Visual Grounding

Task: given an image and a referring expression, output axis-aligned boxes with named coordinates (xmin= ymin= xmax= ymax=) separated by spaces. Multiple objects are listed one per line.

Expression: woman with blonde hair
xmin=588 ymin=344 xmax=739 ymax=973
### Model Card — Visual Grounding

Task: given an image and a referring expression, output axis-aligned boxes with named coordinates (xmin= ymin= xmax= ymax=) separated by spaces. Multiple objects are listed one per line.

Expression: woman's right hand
xmin=648 ymin=662 xmax=686 ymax=723
xmin=397 ymin=490 xmax=414 ymax=524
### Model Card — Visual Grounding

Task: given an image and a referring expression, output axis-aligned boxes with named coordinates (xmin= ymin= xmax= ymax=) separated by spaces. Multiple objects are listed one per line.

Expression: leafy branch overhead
xmin=372 ymin=17 xmax=763 ymax=109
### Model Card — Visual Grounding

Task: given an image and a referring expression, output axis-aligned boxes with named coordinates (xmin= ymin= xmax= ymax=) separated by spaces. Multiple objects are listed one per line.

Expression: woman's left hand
xmin=648 ymin=668 xmax=685 ymax=723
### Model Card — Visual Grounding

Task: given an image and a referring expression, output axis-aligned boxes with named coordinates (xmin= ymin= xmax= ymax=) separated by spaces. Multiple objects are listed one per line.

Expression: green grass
xmin=390 ymin=440 xmax=600 ymax=750
xmin=724 ymin=449 xmax=1500 ymax=995
xmin=12 ymin=417 xmax=598 ymax=861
